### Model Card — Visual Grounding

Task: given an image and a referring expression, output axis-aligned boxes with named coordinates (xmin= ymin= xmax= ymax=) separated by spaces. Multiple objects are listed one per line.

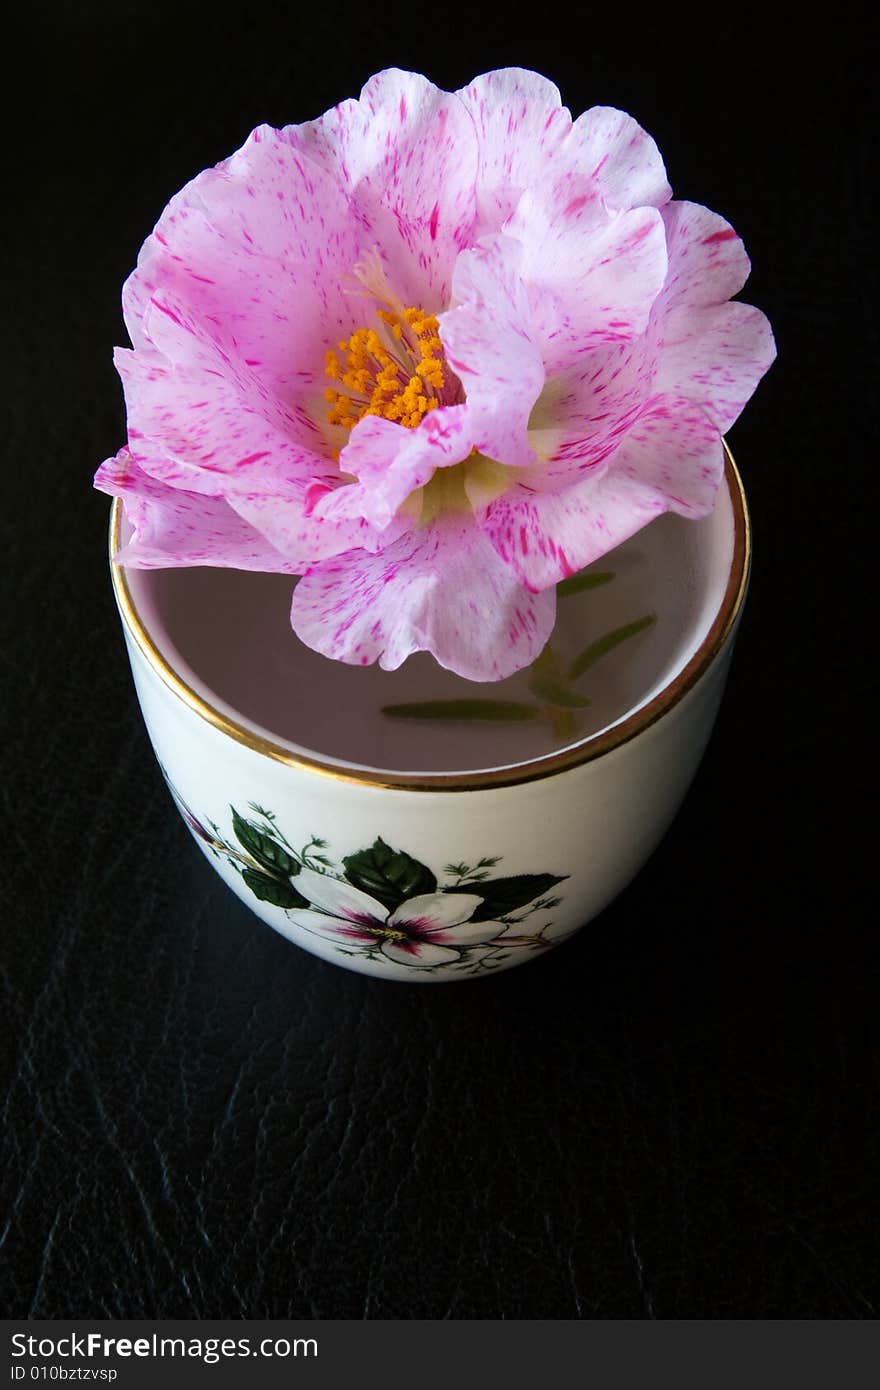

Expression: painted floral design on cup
xmin=168 ymin=785 xmax=569 ymax=974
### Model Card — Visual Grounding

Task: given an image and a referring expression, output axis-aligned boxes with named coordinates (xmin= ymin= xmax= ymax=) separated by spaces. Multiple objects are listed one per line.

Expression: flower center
xmin=346 ymin=912 xmax=408 ymax=944
xmin=324 ymin=306 xmax=453 ymax=432
xmin=355 ymin=921 xmax=407 ymax=943
xmin=376 ymin=925 xmax=407 ymax=943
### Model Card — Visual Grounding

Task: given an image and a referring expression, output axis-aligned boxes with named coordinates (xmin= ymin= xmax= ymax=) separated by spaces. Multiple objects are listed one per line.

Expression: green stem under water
xmin=556 ymin=570 xmax=615 ymax=597
xmin=380 ymin=699 xmax=542 ymax=722
xmin=567 ymin=614 xmax=656 ymax=681
xmin=381 ymin=575 xmax=656 ymax=732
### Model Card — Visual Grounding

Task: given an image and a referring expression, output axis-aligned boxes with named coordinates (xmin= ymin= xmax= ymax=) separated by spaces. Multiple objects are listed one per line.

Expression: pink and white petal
xmin=504 ymin=180 xmax=667 ymax=370
xmin=294 ymin=866 xmax=388 ymax=925
xmin=610 ymin=399 xmax=725 ymax=514
xmin=388 ymin=892 xmax=484 ymax=932
xmin=441 ymin=238 xmax=544 ymax=469
xmin=139 ymin=293 xmax=327 ymax=452
xmin=125 ymin=203 xmax=356 ymax=400
xmin=285 ymin=70 xmax=478 ymax=304
xmin=290 ymin=517 xmax=556 ymax=681
xmin=380 ymin=940 xmax=461 ymax=968
xmin=193 ymin=125 xmax=358 ymax=267
xmin=123 ymin=128 xmax=364 ymax=368
xmin=96 ymin=449 xmax=297 ymax=571
xmin=521 ymin=332 xmax=658 ymax=489
xmin=317 ymin=406 xmax=475 ymax=531
xmin=456 ymin=68 xmax=572 ymax=230
xmin=478 ymin=401 xmax=724 ymax=590
xmin=655 ymin=302 xmax=777 ymax=431
xmin=284 ymin=909 xmax=379 ymax=947
xmin=118 ymin=426 xmax=364 ymax=569
xmin=122 ymin=181 xmax=198 ymax=352
xmin=656 ymin=201 xmax=752 ymax=313
xmin=116 ymin=343 xmax=327 ymax=498
xmin=564 ymin=106 xmax=671 ymax=211
xmin=225 ymin=487 xmax=388 ymax=570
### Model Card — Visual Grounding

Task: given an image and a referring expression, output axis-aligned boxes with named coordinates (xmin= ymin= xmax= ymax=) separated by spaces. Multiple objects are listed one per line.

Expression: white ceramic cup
xmin=109 ymin=448 xmax=749 ymax=982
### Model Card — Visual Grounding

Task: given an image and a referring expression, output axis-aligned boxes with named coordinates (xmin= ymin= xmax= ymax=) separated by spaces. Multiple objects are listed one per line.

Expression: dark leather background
xmin=2 ymin=9 xmax=876 ymax=1318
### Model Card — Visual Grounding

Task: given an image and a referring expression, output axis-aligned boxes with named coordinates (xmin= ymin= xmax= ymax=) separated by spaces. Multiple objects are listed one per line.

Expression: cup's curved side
xmin=121 ymin=603 xmax=742 ymax=981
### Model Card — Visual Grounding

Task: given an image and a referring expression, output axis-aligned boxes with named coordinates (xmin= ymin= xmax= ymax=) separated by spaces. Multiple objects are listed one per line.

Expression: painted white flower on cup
xmin=289 ymin=866 xmax=504 ymax=967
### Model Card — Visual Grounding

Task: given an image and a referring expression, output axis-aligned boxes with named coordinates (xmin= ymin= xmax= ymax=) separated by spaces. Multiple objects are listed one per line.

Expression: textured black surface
xmin=2 ymin=9 xmax=877 ymax=1318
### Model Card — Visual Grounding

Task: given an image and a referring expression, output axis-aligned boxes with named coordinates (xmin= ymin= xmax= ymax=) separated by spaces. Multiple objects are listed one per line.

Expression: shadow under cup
xmin=109 ymin=446 xmax=749 ymax=981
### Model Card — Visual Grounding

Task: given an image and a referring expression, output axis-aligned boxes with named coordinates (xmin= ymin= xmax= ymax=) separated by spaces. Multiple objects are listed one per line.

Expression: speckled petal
xmin=564 ymin=105 xmax=671 ymax=211
xmin=523 ymin=333 xmax=657 ymax=489
xmin=655 ymin=301 xmax=777 ymax=431
xmin=505 ymin=178 xmax=667 ymax=370
xmin=440 ymin=237 xmax=544 ymax=469
xmin=477 ymin=400 xmax=724 ymax=590
xmin=657 ymin=201 xmax=753 ymax=311
xmin=456 ymin=68 xmax=572 ymax=230
xmin=222 ymin=488 xmax=382 ymax=570
xmin=315 ymin=406 xmax=475 ymax=531
xmin=290 ymin=518 xmax=556 ymax=681
xmin=123 ymin=125 xmax=364 ymax=378
xmin=95 ymin=449 xmax=297 ymax=571
xmin=116 ymin=330 xmax=327 ymax=498
xmin=285 ymin=69 xmax=478 ymax=304
xmin=606 ymin=398 xmax=724 ymax=516
xmin=115 ymin=423 xmax=372 ymax=570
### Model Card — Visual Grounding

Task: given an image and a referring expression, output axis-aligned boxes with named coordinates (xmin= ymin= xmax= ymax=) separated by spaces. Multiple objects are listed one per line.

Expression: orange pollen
xmin=324 ymin=305 xmax=447 ymax=432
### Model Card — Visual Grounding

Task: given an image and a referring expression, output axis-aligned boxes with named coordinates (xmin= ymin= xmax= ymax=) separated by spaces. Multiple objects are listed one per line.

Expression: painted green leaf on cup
xmin=445 ymin=873 xmax=567 ymax=922
xmin=232 ymin=810 xmax=298 ymax=877
xmin=343 ymin=837 xmax=437 ymax=912
xmin=241 ymin=868 xmax=309 ymax=910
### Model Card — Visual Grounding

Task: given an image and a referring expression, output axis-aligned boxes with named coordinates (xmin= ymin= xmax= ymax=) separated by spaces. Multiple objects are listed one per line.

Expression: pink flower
xmin=95 ymin=68 xmax=775 ymax=682
xmin=285 ymin=867 xmax=504 ymax=968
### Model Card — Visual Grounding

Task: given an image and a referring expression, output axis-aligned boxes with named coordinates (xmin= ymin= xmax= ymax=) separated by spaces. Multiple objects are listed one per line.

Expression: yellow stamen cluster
xmin=324 ymin=306 xmax=446 ymax=432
